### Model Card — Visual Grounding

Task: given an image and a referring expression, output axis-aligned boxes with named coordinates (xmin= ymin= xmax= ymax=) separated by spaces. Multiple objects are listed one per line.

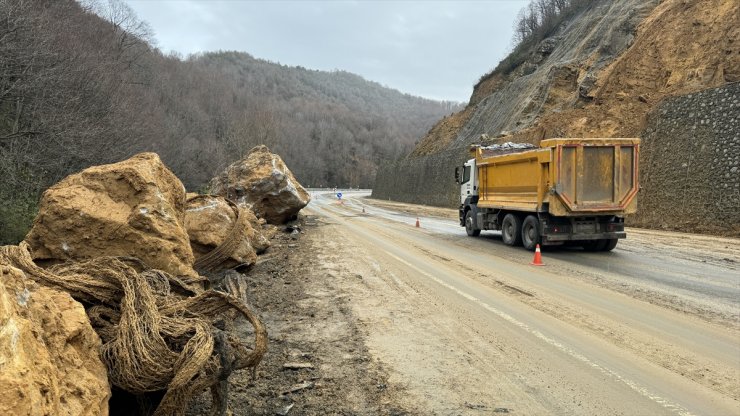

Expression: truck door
xmin=460 ymin=159 xmax=476 ymax=204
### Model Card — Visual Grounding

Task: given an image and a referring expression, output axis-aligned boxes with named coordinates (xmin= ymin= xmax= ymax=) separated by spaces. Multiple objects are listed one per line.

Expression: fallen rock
xmin=538 ymin=37 xmax=558 ymax=56
xmin=185 ymin=195 xmax=270 ymax=271
xmin=240 ymin=206 xmax=273 ymax=254
xmin=282 ymin=362 xmax=314 ymax=370
xmin=0 ymin=264 xmax=110 ymax=416
xmin=282 ymin=381 xmax=315 ymax=395
xmin=578 ymin=73 xmax=598 ymax=100
xmin=24 ymin=153 xmax=197 ymax=279
xmin=275 ymin=403 xmax=295 ymax=416
xmin=0 ymin=239 xmax=267 ymax=416
xmin=210 ymin=145 xmax=310 ymax=224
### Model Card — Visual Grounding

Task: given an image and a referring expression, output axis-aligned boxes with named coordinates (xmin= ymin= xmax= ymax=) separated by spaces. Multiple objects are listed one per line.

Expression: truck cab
xmin=455 ymin=158 xmax=480 ymax=237
xmin=455 ymin=159 xmax=477 ymax=205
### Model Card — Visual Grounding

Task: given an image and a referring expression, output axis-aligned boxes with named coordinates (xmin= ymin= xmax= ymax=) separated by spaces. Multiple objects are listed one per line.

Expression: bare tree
xmin=0 ymin=0 xmax=459 ymax=242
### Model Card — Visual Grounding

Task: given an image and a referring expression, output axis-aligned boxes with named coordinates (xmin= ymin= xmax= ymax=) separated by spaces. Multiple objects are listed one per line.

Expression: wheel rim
xmin=524 ymin=224 xmax=534 ymax=245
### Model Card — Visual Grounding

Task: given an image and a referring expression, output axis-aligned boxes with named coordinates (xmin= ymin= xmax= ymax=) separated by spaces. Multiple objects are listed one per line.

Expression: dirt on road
xmin=189 ymin=194 xmax=739 ymax=415
xmin=187 ymin=217 xmax=413 ymax=415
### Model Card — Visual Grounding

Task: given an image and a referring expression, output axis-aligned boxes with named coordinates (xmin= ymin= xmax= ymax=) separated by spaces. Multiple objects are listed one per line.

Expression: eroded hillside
xmin=376 ymin=0 xmax=739 ymax=235
xmin=412 ymin=0 xmax=738 ymax=154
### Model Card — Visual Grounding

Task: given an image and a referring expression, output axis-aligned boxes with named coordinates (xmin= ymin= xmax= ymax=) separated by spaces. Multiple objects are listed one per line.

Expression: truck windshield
xmin=462 ymin=166 xmax=470 ymax=184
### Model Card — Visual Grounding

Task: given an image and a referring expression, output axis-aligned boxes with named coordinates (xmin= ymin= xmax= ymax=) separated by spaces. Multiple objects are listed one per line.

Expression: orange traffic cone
xmin=415 ymin=217 xmax=420 ymax=228
xmin=531 ymin=244 xmax=544 ymax=266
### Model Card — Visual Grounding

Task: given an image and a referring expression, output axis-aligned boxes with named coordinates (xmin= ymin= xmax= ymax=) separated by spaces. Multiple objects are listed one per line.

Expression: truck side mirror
xmin=454 ymin=167 xmax=460 ymax=184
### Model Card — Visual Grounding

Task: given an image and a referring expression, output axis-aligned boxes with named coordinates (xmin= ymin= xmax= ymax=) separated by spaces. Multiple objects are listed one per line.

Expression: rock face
xmin=375 ymin=0 xmax=739 ymax=238
xmin=0 ymin=264 xmax=110 ymax=416
xmin=631 ymin=83 xmax=740 ymax=236
xmin=210 ymin=146 xmax=310 ymax=224
xmin=184 ymin=195 xmax=270 ymax=271
xmin=24 ymin=153 xmax=197 ymax=278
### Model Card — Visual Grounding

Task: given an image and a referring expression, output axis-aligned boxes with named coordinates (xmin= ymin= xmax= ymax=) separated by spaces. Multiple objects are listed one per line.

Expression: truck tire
xmin=602 ymin=239 xmax=618 ymax=251
xmin=583 ymin=239 xmax=607 ymax=251
xmin=465 ymin=210 xmax=480 ymax=237
xmin=502 ymin=214 xmax=522 ymax=246
xmin=521 ymin=215 xmax=540 ymax=251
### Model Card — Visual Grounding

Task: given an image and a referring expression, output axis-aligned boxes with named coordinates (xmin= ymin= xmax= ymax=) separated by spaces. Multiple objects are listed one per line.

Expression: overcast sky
xmin=125 ymin=1 xmax=526 ymax=102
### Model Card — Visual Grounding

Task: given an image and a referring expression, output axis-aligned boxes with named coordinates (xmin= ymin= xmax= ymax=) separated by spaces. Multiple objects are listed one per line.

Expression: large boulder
xmin=184 ymin=195 xmax=271 ymax=271
xmin=24 ymin=153 xmax=197 ymax=278
xmin=0 ymin=264 xmax=110 ymax=416
xmin=210 ymin=145 xmax=310 ymax=224
xmin=240 ymin=206 xmax=272 ymax=254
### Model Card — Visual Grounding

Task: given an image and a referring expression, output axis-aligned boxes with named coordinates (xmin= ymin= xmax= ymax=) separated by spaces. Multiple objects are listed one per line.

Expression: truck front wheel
xmin=521 ymin=215 xmax=540 ymax=251
xmin=465 ymin=210 xmax=481 ymax=237
xmin=502 ymin=214 xmax=522 ymax=246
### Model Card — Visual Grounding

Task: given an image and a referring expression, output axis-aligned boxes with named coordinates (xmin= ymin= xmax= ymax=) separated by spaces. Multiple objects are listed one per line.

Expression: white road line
xmin=385 ymin=251 xmax=695 ymax=416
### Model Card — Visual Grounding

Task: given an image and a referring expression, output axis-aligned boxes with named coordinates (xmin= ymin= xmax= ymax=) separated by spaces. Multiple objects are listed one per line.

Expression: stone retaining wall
xmin=372 ymin=147 xmax=467 ymax=208
xmin=374 ymin=83 xmax=739 ymax=236
xmin=631 ymin=83 xmax=739 ymax=236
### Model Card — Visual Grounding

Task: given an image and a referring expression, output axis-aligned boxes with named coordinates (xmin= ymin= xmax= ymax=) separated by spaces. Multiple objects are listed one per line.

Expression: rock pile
xmin=0 ymin=263 xmax=110 ymax=416
xmin=24 ymin=153 xmax=198 ymax=280
xmin=210 ymin=145 xmax=311 ymax=224
xmin=185 ymin=194 xmax=271 ymax=272
xmin=0 ymin=243 xmax=267 ymax=416
xmin=478 ymin=142 xmax=537 ymax=157
xmin=1 ymin=147 xmax=309 ymax=414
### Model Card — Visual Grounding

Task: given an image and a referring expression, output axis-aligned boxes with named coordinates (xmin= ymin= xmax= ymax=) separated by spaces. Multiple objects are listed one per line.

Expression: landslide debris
xmin=398 ymin=0 xmax=739 ymax=235
xmin=24 ymin=153 xmax=198 ymax=279
xmin=185 ymin=194 xmax=271 ymax=272
xmin=210 ymin=145 xmax=311 ymax=224
xmin=0 ymin=243 xmax=267 ymax=416
xmin=0 ymin=263 xmax=110 ymax=416
xmin=0 ymin=147 xmax=317 ymax=415
xmin=506 ymin=0 xmax=740 ymax=142
xmin=413 ymin=0 xmax=739 ymax=153
xmin=184 ymin=215 xmax=411 ymax=415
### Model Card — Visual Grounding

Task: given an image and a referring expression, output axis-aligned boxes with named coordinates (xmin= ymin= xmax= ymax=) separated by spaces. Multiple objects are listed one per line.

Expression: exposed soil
xmin=506 ymin=0 xmax=739 ymax=143
xmin=412 ymin=0 xmax=739 ymax=156
xmin=187 ymin=216 xmax=412 ymax=415
xmin=182 ymin=193 xmax=740 ymax=415
xmin=409 ymin=106 xmax=475 ymax=158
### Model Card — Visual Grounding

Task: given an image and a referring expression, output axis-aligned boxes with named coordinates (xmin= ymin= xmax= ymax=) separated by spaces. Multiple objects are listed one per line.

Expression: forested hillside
xmin=0 ymin=0 xmax=459 ymax=243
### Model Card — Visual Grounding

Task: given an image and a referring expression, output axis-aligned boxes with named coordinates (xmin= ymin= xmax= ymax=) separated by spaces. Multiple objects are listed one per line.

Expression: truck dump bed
xmin=473 ymin=138 xmax=639 ymax=216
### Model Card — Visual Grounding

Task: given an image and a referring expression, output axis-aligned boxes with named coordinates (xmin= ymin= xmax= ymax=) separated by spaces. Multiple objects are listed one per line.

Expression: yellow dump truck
xmin=455 ymin=138 xmax=639 ymax=251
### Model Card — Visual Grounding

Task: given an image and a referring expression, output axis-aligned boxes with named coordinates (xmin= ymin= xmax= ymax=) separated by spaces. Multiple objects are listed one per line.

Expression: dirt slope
xmin=412 ymin=0 xmax=739 ymax=154
xmin=393 ymin=0 xmax=740 ymax=236
xmin=509 ymin=0 xmax=739 ymax=142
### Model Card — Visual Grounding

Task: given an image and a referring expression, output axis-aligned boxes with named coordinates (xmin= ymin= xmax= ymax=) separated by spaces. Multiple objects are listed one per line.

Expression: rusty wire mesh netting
xmin=0 ymin=242 xmax=267 ymax=416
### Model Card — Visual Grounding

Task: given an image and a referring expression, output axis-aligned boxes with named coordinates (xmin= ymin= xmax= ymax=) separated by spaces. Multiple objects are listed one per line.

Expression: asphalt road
xmin=305 ymin=190 xmax=740 ymax=416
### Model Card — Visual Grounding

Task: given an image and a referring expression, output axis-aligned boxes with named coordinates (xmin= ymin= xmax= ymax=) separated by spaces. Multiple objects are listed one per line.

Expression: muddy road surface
xmin=304 ymin=190 xmax=739 ymax=415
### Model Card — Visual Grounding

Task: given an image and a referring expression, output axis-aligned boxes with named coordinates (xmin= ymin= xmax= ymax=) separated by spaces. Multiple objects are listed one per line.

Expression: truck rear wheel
xmin=465 ymin=210 xmax=480 ymax=237
xmin=583 ymin=239 xmax=607 ymax=251
xmin=602 ymin=239 xmax=618 ymax=251
xmin=502 ymin=214 xmax=522 ymax=246
xmin=521 ymin=215 xmax=540 ymax=251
